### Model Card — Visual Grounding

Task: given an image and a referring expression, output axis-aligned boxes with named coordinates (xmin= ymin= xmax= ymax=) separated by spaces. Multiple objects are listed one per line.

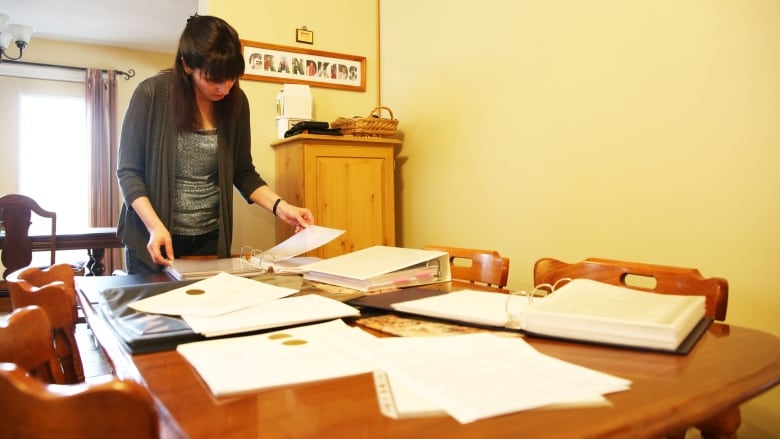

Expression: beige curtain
xmin=85 ymin=69 xmax=120 ymax=274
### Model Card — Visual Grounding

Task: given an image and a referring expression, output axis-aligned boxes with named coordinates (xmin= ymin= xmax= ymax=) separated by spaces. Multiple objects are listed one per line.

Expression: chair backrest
xmin=6 ymin=263 xmax=84 ymax=383
xmin=0 ymin=193 xmax=57 ymax=279
xmin=0 ymin=305 xmax=64 ymax=384
xmin=533 ymin=257 xmax=729 ymax=321
xmin=0 ymin=362 xmax=160 ymax=439
xmin=424 ymin=245 xmax=510 ymax=289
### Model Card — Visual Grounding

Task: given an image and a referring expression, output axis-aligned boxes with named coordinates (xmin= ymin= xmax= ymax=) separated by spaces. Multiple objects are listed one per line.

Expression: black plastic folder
xmin=96 ymin=280 xmax=204 ymax=354
xmin=346 ymin=287 xmax=446 ymax=311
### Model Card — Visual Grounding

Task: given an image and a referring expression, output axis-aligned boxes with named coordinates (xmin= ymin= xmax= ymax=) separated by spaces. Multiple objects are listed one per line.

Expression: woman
xmin=117 ymin=15 xmax=313 ymax=274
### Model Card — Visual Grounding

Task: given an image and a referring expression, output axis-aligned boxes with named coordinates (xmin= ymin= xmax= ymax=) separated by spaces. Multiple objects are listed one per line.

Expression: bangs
xmin=200 ymin=54 xmax=245 ymax=82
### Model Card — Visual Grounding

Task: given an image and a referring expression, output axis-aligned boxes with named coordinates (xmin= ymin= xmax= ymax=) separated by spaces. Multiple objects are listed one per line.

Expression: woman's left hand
xmin=276 ymin=200 xmax=314 ymax=232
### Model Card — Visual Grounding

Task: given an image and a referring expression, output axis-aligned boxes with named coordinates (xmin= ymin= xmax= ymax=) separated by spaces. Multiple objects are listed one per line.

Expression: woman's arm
xmin=248 ymin=186 xmax=314 ymax=232
xmin=129 ymin=196 xmax=175 ymax=265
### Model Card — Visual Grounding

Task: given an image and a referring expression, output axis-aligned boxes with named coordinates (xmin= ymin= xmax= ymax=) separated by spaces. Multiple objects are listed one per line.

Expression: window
xmin=18 ymin=93 xmax=89 ymax=233
xmin=1 ymin=65 xmax=120 ymax=271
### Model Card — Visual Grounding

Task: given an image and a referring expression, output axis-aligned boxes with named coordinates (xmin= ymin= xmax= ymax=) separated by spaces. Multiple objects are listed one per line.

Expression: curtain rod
xmin=2 ymin=60 xmax=135 ymax=80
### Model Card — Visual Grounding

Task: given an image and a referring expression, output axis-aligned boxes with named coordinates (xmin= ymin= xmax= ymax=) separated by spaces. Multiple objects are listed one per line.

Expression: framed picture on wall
xmin=241 ymin=40 xmax=366 ymax=92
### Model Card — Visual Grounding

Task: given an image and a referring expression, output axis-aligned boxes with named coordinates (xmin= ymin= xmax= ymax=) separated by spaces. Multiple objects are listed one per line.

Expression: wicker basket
xmin=332 ymin=106 xmax=399 ymax=137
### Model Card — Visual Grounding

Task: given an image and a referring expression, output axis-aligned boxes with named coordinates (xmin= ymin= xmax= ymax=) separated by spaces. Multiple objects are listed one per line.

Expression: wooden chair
xmin=0 ymin=305 xmax=64 ymax=384
xmin=533 ymin=257 xmax=728 ymax=321
xmin=424 ymin=245 xmax=510 ymax=289
xmin=0 ymin=194 xmax=87 ymax=294
xmin=1 ymin=194 xmax=57 ymax=297
xmin=0 ymin=193 xmax=58 ymax=277
xmin=0 ymin=362 xmax=160 ymax=439
xmin=6 ymin=263 xmax=85 ymax=383
xmin=533 ymin=257 xmax=737 ymax=439
xmin=0 ymin=304 xmax=159 ymax=438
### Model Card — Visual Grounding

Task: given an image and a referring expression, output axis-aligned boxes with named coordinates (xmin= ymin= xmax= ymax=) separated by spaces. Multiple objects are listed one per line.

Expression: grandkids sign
xmin=241 ymin=40 xmax=365 ymax=92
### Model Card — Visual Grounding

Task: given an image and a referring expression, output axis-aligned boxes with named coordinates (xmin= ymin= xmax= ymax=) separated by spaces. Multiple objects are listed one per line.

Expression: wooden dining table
xmin=75 ymin=274 xmax=780 ymax=439
xmin=0 ymin=226 xmax=121 ymax=276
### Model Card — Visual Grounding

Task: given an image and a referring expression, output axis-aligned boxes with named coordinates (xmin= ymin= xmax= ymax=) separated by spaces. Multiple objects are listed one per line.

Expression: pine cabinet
xmin=270 ymin=134 xmax=400 ymax=258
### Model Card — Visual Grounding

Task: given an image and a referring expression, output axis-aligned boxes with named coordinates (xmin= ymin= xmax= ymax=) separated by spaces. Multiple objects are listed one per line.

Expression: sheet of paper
xmin=371 ymin=333 xmax=630 ymax=424
xmin=391 ymin=290 xmax=522 ymax=327
xmin=373 ymin=370 xmax=446 ymax=419
xmin=182 ymin=294 xmax=361 ymax=337
xmin=176 ymin=319 xmax=378 ymax=397
xmin=127 ymin=272 xmax=298 ymax=317
xmin=251 ymin=225 xmax=345 ymax=264
xmin=264 ymin=256 xmax=322 ymax=274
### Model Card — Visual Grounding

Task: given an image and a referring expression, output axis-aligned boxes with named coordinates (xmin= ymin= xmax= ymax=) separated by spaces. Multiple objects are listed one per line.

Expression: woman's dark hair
xmin=173 ymin=15 xmax=246 ymax=132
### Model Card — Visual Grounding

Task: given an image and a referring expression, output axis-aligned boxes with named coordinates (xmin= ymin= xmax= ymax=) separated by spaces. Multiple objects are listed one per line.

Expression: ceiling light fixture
xmin=0 ymin=13 xmax=34 ymax=62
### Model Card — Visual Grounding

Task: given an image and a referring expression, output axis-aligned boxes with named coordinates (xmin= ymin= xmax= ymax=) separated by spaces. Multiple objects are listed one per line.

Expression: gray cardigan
xmin=116 ymin=72 xmax=267 ymax=270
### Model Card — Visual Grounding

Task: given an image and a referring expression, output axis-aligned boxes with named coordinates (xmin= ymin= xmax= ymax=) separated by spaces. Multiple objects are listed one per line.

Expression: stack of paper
xmin=177 ymin=320 xmax=631 ymax=423
xmin=176 ymin=320 xmax=377 ymax=396
xmin=301 ymin=246 xmax=451 ymax=291
xmin=371 ymin=332 xmax=631 ymax=423
xmin=128 ymin=272 xmax=360 ymax=337
xmin=128 ymin=272 xmax=296 ymax=316
xmin=184 ymin=294 xmax=360 ymax=337
xmin=389 ymin=279 xmax=708 ymax=352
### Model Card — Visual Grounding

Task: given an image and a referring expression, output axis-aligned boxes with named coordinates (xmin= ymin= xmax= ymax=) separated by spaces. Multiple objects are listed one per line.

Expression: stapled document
xmin=127 ymin=272 xmax=298 ymax=317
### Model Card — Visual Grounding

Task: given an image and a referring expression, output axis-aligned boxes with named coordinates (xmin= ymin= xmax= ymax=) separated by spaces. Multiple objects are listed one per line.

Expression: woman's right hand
xmin=130 ymin=196 xmax=175 ymax=266
xmin=146 ymin=224 xmax=175 ymax=266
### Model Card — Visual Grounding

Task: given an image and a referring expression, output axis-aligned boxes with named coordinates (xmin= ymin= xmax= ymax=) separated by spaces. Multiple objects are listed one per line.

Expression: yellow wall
xmin=380 ymin=0 xmax=779 ymax=437
xmin=207 ymin=0 xmax=380 ymax=252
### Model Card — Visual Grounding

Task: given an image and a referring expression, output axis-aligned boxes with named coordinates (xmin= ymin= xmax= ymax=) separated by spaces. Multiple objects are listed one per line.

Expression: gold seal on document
xmin=282 ymin=339 xmax=307 ymax=346
xmin=185 ymin=289 xmax=206 ymax=295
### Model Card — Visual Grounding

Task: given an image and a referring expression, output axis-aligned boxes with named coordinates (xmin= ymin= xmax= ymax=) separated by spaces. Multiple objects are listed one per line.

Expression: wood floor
xmin=0 ymin=296 xmax=11 ymax=315
xmin=75 ymin=322 xmax=115 ymax=382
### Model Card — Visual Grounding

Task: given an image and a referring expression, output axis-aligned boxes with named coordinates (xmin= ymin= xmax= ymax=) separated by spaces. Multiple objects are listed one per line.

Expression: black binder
xmin=284 ymin=120 xmax=343 ymax=137
xmin=96 ymin=280 xmax=204 ymax=354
